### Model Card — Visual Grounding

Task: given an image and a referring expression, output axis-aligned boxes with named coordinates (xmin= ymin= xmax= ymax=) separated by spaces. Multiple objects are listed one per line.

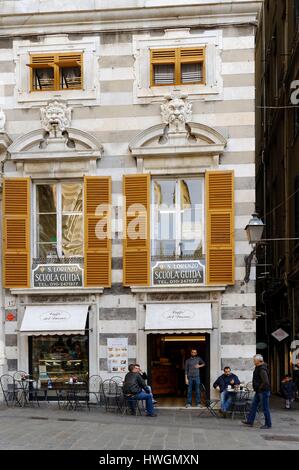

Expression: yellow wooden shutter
xmin=84 ymin=176 xmax=111 ymax=288
xmin=123 ymin=174 xmax=150 ymax=286
xmin=206 ymin=171 xmax=234 ymax=285
xmin=3 ymin=178 xmax=30 ymax=288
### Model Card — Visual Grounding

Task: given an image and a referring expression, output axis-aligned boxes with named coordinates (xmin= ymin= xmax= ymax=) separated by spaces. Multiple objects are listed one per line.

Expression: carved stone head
xmin=161 ymin=92 xmax=192 ymax=133
xmin=40 ymin=100 xmax=72 ymax=137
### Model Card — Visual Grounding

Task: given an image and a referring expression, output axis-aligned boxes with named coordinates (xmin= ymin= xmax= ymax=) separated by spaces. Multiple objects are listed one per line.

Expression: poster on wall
xmin=107 ymin=338 xmax=128 ymax=373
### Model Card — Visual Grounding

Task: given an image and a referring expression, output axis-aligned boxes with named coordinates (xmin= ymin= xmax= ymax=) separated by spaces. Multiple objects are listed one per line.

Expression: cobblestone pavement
xmin=0 ymin=398 xmax=298 ymax=450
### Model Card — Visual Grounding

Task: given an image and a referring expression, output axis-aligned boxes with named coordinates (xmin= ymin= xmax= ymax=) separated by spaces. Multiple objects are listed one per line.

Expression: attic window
xmin=150 ymin=47 xmax=205 ymax=87
xmin=28 ymin=52 xmax=83 ymax=92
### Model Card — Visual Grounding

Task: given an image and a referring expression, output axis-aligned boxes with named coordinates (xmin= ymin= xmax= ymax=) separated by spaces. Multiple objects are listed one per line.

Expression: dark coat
xmin=123 ymin=372 xmax=146 ymax=396
xmin=252 ymin=363 xmax=271 ymax=392
xmin=213 ymin=373 xmax=241 ymax=393
xmin=281 ymin=380 xmax=297 ymax=399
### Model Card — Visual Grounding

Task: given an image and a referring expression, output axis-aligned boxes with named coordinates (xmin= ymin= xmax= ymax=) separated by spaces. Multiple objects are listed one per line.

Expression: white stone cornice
xmin=129 ymin=122 xmax=227 ymax=158
xmin=8 ymin=128 xmax=103 ymax=162
xmin=0 ymin=1 xmax=263 ymax=36
xmin=0 ymin=133 xmax=12 ymax=154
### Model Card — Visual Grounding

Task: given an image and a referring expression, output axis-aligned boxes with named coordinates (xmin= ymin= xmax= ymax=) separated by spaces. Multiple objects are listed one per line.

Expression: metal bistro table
xmin=55 ymin=382 xmax=89 ymax=410
xmin=15 ymin=379 xmax=49 ymax=407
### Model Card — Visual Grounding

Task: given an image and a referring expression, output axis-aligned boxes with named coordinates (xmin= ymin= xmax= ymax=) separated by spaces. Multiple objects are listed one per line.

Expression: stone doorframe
xmin=132 ymin=286 xmax=224 ymax=400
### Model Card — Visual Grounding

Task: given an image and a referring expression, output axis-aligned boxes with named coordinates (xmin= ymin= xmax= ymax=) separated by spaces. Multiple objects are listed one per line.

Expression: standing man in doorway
xmin=185 ymin=348 xmax=205 ymax=408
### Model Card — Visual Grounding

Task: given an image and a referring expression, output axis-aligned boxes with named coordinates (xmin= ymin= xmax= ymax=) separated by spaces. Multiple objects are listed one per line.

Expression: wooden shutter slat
xmin=206 ymin=171 xmax=234 ymax=285
xmin=3 ymin=178 xmax=30 ymax=288
xmin=123 ymin=174 xmax=150 ymax=287
xmin=84 ymin=176 xmax=111 ymax=288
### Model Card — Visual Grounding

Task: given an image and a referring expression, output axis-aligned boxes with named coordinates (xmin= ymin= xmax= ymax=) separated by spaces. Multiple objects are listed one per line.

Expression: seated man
xmin=135 ymin=363 xmax=157 ymax=404
xmin=213 ymin=367 xmax=241 ymax=415
xmin=123 ymin=364 xmax=157 ymax=417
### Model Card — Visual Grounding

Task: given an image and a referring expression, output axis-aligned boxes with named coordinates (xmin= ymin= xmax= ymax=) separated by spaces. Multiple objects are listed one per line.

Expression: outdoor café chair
xmin=0 ymin=374 xmax=15 ymax=407
xmin=197 ymin=384 xmax=220 ymax=418
xmin=88 ymin=375 xmax=103 ymax=406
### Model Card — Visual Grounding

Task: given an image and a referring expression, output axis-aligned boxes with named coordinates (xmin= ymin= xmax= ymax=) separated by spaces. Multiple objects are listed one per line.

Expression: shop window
xmin=28 ymin=52 xmax=83 ymax=92
xmin=35 ymin=181 xmax=83 ymax=259
xmin=151 ymin=177 xmax=205 ymax=285
xmin=150 ymin=47 xmax=205 ymax=87
xmin=30 ymin=335 xmax=89 ymax=390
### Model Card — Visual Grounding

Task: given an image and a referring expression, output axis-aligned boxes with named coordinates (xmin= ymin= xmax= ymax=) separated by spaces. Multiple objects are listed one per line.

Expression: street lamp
xmin=244 ymin=213 xmax=265 ymax=283
xmin=245 ymin=213 xmax=265 ymax=245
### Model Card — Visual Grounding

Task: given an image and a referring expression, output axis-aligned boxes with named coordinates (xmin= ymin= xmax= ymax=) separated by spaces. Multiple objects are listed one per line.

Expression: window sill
xmin=131 ymin=285 xmax=226 ymax=294
xmin=10 ymin=287 xmax=104 ymax=295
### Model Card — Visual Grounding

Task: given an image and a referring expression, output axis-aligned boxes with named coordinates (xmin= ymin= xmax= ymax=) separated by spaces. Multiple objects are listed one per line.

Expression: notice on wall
xmin=107 ymin=338 xmax=128 ymax=374
xmin=33 ymin=264 xmax=83 ymax=288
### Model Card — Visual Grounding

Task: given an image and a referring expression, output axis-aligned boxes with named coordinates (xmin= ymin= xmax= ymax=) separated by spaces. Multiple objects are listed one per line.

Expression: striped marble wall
xmin=1 ymin=24 xmax=256 ymax=383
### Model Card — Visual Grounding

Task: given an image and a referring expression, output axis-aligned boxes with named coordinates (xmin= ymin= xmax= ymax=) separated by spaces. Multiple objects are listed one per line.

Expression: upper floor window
xmin=28 ymin=52 xmax=83 ymax=92
xmin=35 ymin=182 xmax=83 ymax=259
xmin=150 ymin=47 xmax=205 ymax=87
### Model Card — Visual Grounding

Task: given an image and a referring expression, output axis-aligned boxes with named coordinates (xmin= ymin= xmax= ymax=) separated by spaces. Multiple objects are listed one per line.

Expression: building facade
xmin=0 ymin=0 xmax=262 ymax=402
xmin=256 ymin=0 xmax=299 ymax=392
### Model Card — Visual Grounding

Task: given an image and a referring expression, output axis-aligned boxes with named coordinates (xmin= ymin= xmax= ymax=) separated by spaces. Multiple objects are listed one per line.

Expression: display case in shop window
xmin=35 ymin=355 xmax=88 ymax=387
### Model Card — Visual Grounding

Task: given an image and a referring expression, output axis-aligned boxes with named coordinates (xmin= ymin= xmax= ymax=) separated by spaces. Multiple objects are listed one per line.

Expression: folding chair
xmin=198 ymin=384 xmax=220 ymax=418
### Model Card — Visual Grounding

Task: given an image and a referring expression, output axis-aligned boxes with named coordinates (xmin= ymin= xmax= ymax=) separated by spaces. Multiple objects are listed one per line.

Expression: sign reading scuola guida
xmin=33 ymin=264 xmax=83 ymax=288
xmin=152 ymin=260 xmax=205 ymax=286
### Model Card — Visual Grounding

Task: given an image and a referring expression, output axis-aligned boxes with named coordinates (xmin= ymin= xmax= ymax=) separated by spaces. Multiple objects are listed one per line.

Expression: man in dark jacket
xmin=213 ymin=367 xmax=241 ymax=414
xmin=123 ymin=364 xmax=156 ymax=417
xmin=242 ymin=354 xmax=272 ymax=429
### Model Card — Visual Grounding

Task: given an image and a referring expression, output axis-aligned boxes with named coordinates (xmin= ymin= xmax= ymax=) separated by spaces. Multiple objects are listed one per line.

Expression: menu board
xmin=107 ymin=338 xmax=128 ymax=373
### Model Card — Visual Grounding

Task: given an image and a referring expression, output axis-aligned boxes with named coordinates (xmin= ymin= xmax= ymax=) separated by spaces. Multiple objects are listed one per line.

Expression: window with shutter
xmin=206 ymin=171 xmax=235 ymax=285
xmin=150 ymin=47 xmax=205 ymax=87
xmin=28 ymin=52 xmax=83 ymax=92
xmin=84 ymin=176 xmax=111 ymax=288
xmin=3 ymin=178 xmax=31 ymax=288
xmin=123 ymin=174 xmax=150 ymax=286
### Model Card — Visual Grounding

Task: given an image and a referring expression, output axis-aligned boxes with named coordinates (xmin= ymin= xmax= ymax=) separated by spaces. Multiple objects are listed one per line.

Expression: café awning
xmin=20 ymin=305 xmax=89 ymax=336
xmin=145 ymin=303 xmax=212 ymax=332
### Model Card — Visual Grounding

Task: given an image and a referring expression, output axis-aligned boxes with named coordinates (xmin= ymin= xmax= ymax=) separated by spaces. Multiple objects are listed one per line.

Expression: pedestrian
xmin=242 ymin=354 xmax=272 ymax=429
xmin=185 ymin=348 xmax=205 ymax=408
xmin=281 ymin=375 xmax=297 ymax=409
xmin=213 ymin=367 xmax=241 ymax=417
xmin=123 ymin=364 xmax=157 ymax=417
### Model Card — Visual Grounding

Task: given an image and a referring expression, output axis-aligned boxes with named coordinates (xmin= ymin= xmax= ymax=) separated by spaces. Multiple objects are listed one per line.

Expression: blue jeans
xmin=128 ymin=391 xmax=155 ymax=416
xmin=247 ymin=391 xmax=272 ymax=427
xmin=187 ymin=377 xmax=201 ymax=405
xmin=221 ymin=391 xmax=233 ymax=412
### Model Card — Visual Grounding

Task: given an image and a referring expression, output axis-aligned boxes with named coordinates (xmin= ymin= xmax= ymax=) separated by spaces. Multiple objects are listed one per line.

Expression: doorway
xmin=147 ymin=333 xmax=210 ymax=407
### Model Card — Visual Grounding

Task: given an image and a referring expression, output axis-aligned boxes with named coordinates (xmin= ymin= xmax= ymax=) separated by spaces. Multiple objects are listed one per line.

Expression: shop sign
xmin=33 ymin=264 xmax=83 ymax=288
xmin=152 ymin=260 xmax=204 ymax=286
xmin=6 ymin=310 xmax=17 ymax=322
xmin=271 ymin=328 xmax=289 ymax=342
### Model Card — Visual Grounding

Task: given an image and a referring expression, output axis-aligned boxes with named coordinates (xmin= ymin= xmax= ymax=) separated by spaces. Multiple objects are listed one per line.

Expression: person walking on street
xmin=242 ymin=354 xmax=272 ymax=429
xmin=185 ymin=348 xmax=205 ymax=408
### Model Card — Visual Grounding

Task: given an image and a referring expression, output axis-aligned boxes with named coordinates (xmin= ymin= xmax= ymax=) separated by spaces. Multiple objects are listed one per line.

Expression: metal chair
xmin=0 ymin=374 xmax=15 ymax=406
xmin=102 ymin=379 xmax=122 ymax=412
xmin=231 ymin=390 xmax=250 ymax=420
xmin=88 ymin=375 xmax=103 ymax=406
xmin=198 ymin=384 xmax=220 ymax=418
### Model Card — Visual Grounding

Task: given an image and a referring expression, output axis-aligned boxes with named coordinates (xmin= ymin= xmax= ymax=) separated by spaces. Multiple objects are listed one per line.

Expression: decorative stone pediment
xmin=8 ymin=100 xmax=103 ymax=163
xmin=129 ymin=92 xmax=227 ymax=173
xmin=0 ymin=108 xmax=12 ymax=156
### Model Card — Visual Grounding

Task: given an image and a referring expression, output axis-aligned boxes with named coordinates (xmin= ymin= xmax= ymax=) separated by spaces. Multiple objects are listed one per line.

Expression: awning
xmin=145 ymin=303 xmax=212 ymax=331
xmin=20 ymin=305 xmax=89 ymax=336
